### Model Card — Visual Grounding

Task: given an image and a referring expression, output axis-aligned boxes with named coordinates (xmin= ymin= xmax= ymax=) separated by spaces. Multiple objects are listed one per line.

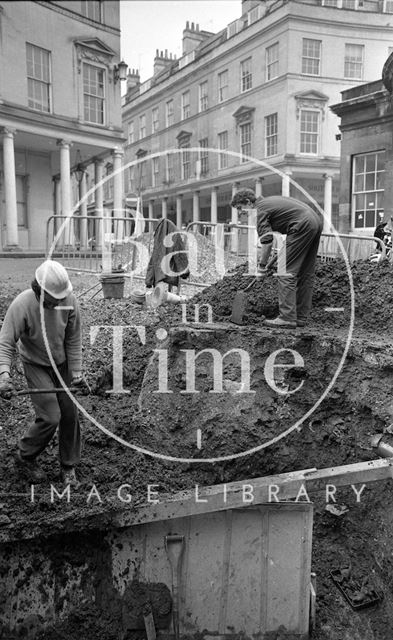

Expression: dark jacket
xmin=145 ymin=219 xmax=190 ymax=288
xmin=256 ymin=195 xmax=321 ymax=244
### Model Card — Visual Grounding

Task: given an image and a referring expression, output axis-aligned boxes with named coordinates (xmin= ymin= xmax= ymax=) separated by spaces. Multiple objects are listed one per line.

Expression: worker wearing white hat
xmin=0 ymin=260 xmax=85 ymax=486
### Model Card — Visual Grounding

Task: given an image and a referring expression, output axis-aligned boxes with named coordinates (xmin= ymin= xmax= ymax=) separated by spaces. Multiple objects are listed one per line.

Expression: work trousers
xmin=19 ymin=361 xmax=81 ymax=467
xmin=277 ymin=212 xmax=323 ymax=323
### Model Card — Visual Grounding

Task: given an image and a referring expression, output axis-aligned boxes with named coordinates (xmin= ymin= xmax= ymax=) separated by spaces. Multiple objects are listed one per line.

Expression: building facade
xmin=0 ymin=0 xmax=125 ymax=251
xmin=330 ymin=63 xmax=393 ymax=234
xmin=122 ymin=0 xmax=393 ymax=235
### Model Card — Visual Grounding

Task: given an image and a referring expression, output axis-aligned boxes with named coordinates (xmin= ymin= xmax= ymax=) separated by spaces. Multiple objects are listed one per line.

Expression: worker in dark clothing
xmin=231 ymin=190 xmax=323 ymax=328
xmin=145 ymin=218 xmax=189 ymax=289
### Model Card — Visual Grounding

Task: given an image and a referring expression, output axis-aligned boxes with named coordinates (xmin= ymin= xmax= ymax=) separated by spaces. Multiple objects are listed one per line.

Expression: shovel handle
xmin=14 ymin=387 xmax=80 ymax=396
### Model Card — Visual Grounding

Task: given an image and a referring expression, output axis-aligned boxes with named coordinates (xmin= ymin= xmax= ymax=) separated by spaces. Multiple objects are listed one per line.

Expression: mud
xmin=1 ymin=258 xmax=393 ymax=638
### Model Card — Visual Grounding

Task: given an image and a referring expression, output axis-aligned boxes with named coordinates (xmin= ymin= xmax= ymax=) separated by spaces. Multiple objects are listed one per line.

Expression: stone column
xmin=193 ymin=190 xmax=200 ymax=223
xmin=323 ymin=173 xmax=333 ymax=233
xmin=211 ymin=186 xmax=218 ymax=225
xmin=255 ymin=177 xmax=263 ymax=198
xmin=231 ymin=182 xmax=240 ymax=253
xmin=112 ymin=147 xmax=124 ymax=242
xmin=79 ymin=171 xmax=88 ymax=248
xmin=148 ymin=200 xmax=154 ymax=219
xmin=53 ymin=175 xmax=61 ymax=240
xmin=162 ymin=197 xmax=168 ymax=219
xmin=57 ymin=139 xmax=73 ymax=245
xmin=281 ymin=169 xmax=292 ymax=197
xmin=2 ymin=128 xmax=19 ymax=249
xmin=94 ymin=159 xmax=104 ymax=248
xmin=176 ymin=195 xmax=182 ymax=229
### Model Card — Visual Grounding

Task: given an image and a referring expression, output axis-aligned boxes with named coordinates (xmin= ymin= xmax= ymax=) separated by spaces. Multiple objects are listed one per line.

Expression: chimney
xmin=241 ymin=0 xmax=261 ymax=14
xmin=153 ymin=49 xmax=175 ymax=75
xmin=182 ymin=21 xmax=214 ymax=55
xmin=126 ymin=68 xmax=140 ymax=92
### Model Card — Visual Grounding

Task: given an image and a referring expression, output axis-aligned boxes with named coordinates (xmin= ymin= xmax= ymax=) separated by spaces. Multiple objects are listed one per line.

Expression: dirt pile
xmin=2 ymin=258 xmax=393 ymax=638
xmin=187 ymin=258 xmax=393 ymax=333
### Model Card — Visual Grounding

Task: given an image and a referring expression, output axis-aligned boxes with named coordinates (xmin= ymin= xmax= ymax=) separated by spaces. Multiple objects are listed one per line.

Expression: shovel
xmin=165 ymin=534 xmax=185 ymax=640
xmin=142 ymin=603 xmax=156 ymax=640
xmin=12 ymin=386 xmax=90 ymax=396
xmin=230 ymin=254 xmax=277 ymax=325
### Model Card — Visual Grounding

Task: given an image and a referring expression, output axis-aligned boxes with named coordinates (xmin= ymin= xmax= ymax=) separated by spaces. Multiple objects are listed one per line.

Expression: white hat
xmin=35 ymin=260 xmax=73 ymax=299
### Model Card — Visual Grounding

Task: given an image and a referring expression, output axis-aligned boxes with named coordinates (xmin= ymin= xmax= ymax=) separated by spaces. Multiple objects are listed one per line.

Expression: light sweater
xmin=0 ymin=289 xmax=82 ymax=375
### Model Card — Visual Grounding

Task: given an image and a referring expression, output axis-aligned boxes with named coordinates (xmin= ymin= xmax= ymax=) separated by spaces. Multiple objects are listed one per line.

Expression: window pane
xmin=354 ymin=212 xmax=365 ymax=228
xmin=355 ymin=194 xmax=365 ymax=210
xmin=366 ymin=192 xmax=377 ymax=208
xmin=377 ymin=192 xmax=384 ymax=209
xmin=302 ymin=39 xmax=321 ymax=75
xmin=344 ymin=44 xmax=363 ymax=79
xmin=376 ymin=172 xmax=385 ymax=190
xmin=83 ymin=64 xmax=105 ymax=124
xmin=300 ymin=110 xmax=319 ymax=153
xmin=365 ymin=153 xmax=376 ymax=172
xmin=365 ymin=173 xmax=375 ymax=191
xmin=354 ymin=174 xmax=364 ymax=192
xmin=354 ymin=155 xmax=365 ymax=175
xmin=26 ymin=43 xmax=51 ymax=112
xmin=365 ymin=210 xmax=375 ymax=227
xmin=352 ymin=151 xmax=385 ymax=228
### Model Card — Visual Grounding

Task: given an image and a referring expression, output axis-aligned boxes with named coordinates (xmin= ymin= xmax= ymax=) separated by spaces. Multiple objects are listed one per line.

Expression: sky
xmin=120 ymin=0 xmax=242 ymax=82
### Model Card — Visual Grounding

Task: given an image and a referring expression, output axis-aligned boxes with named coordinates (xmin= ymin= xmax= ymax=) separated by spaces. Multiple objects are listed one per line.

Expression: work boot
xmin=14 ymin=450 xmax=46 ymax=483
xmin=61 ymin=467 xmax=80 ymax=489
xmin=264 ymin=317 xmax=297 ymax=329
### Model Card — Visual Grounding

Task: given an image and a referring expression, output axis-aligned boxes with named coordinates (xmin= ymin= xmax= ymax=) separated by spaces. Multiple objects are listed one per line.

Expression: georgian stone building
xmin=0 ymin=0 xmax=125 ymax=251
xmin=122 ymin=0 xmax=393 ymax=234
xmin=330 ymin=53 xmax=393 ymax=234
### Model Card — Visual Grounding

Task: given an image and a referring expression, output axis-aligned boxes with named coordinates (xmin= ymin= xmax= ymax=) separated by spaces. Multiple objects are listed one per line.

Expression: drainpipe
xmin=370 ymin=434 xmax=393 ymax=458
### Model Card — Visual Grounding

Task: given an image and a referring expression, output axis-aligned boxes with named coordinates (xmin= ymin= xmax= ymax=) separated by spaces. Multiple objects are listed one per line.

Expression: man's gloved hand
xmin=70 ymin=374 xmax=91 ymax=395
xmin=0 ymin=373 xmax=15 ymax=399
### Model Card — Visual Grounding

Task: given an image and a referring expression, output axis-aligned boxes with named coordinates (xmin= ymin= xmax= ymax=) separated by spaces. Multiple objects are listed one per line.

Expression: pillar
xmin=112 ymin=147 xmax=124 ymax=242
xmin=323 ymin=173 xmax=333 ymax=233
xmin=2 ymin=128 xmax=19 ymax=248
xmin=94 ymin=159 xmax=104 ymax=248
xmin=281 ymin=170 xmax=292 ymax=197
xmin=162 ymin=197 xmax=168 ymax=219
xmin=57 ymin=139 xmax=73 ymax=246
xmin=176 ymin=195 xmax=182 ymax=229
xmin=148 ymin=200 xmax=154 ymax=220
xmin=211 ymin=187 xmax=218 ymax=225
xmin=193 ymin=190 xmax=200 ymax=223
xmin=255 ymin=177 xmax=263 ymax=198
xmin=79 ymin=171 xmax=88 ymax=248
xmin=53 ymin=175 xmax=61 ymax=240
xmin=231 ymin=182 xmax=239 ymax=253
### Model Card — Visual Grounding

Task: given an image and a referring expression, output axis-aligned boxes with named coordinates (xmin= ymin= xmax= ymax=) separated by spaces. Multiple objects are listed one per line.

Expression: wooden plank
xmin=112 ymin=458 xmax=393 ymax=529
xmin=265 ymin=510 xmax=304 ymax=631
xmin=224 ymin=509 xmax=264 ymax=633
xmin=298 ymin=507 xmax=313 ymax=634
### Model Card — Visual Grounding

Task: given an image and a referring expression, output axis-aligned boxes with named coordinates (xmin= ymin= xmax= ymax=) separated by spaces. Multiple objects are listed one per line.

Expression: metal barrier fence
xmin=185 ymin=223 xmax=388 ymax=266
xmin=46 ymin=214 xmax=161 ymax=275
xmin=318 ymin=233 xmax=387 ymax=263
xmin=46 ymin=215 xmax=388 ymax=299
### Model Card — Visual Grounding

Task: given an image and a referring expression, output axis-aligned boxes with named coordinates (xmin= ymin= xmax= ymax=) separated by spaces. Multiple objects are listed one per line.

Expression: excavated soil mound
xmin=187 ymin=258 xmax=393 ymax=333
xmin=1 ymin=258 xmax=393 ymax=639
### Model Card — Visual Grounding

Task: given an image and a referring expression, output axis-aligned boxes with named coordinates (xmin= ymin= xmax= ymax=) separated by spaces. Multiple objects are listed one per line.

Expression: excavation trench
xmin=3 ymin=259 xmax=393 ymax=638
xmin=2 ymin=321 xmax=393 ymax=639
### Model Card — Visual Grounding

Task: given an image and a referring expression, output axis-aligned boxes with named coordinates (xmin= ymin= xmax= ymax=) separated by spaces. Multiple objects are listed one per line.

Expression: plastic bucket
xmin=99 ymin=274 xmax=125 ymax=299
xmin=130 ymin=289 xmax=146 ymax=305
